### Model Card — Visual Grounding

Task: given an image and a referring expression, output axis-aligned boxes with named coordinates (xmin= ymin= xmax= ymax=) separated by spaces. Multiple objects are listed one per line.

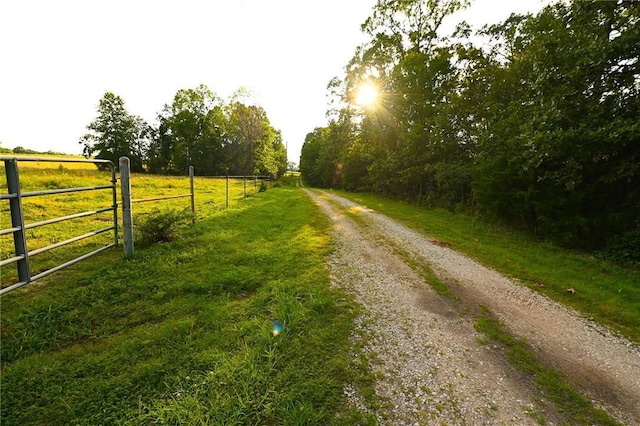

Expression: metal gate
xmin=0 ymin=156 xmax=118 ymax=295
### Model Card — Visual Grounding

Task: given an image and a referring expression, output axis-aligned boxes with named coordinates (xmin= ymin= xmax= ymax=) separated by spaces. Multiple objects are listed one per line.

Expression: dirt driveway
xmin=303 ymin=188 xmax=640 ymax=425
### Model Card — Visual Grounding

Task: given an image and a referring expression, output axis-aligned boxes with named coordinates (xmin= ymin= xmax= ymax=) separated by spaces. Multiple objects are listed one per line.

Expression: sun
xmin=355 ymin=83 xmax=379 ymax=107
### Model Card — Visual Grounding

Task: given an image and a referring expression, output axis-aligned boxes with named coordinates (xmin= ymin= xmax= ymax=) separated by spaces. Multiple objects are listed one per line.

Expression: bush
xmin=259 ymin=181 xmax=268 ymax=192
xmin=602 ymin=228 xmax=640 ymax=267
xmin=135 ymin=208 xmax=192 ymax=246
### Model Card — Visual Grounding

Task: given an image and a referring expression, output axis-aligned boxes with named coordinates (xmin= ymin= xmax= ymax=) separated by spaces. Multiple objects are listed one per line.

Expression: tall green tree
xmin=153 ymin=84 xmax=227 ymax=175
xmin=226 ymin=101 xmax=286 ymax=176
xmin=332 ymin=0 xmax=470 ymax=203
xmin=79 ymin=92 xmax=149 ymax=171
xmin=470 ymin=1 xmax=640 ymax=246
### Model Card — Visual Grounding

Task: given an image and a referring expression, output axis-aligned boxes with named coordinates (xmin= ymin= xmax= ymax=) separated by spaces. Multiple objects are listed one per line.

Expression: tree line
xmin=300 ymin=0 xmax=639 ymax=262
xmin=80 ymin=85 xmax=287 ymax=178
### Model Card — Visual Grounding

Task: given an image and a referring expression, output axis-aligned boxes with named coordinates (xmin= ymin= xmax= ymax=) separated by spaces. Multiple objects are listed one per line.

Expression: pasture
xmin=1 ymin=159 xmax=268 ymax=288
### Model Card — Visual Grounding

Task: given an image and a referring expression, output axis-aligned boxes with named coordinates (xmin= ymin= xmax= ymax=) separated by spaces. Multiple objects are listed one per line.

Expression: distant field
xmin=0 ymin=160 xmax=264 ymax=289
xmin=0 ymin=153 xmax=97 ymax=169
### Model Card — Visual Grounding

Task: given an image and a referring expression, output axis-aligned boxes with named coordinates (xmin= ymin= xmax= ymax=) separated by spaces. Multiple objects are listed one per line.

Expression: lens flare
xmin=355 ymin=83 xmax=378 ymax=107
xmin=272 ymin=320 xmax=284 ymax=336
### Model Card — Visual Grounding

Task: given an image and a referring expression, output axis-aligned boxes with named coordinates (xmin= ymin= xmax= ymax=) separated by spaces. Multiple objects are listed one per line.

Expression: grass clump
xmin=135 ymin=208 xmax=192 ymax=246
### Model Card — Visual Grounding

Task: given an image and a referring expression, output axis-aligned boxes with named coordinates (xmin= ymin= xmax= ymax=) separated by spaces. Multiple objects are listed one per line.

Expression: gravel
xmin=303 ymin=188 xmax=640 ymax=425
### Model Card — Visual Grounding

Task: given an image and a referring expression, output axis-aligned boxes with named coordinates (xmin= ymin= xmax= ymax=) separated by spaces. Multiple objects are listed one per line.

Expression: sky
xmin=0 ymin=0 xmax=550 ymax=165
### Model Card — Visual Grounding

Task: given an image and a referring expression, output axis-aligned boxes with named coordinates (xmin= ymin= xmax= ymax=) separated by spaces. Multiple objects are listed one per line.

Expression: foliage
xmin=134 ymin=208 xmax=192 ymax=246
xmin=11 ymin=146 xmax=38 ymax=154
xmin=79 ymin=92 xmax=151 ymax=172
xmin=225 ymin=99 xmax=285 ymax=176
xmin=300 ymin=0 xmax=640 ymax=255
xmin=602 ymin=225 xmax=640 ymax=267
xmin=78 ymin=86 xmax=288 ymax=178
xmin=151 ymin=85 xmax=227 ymax=175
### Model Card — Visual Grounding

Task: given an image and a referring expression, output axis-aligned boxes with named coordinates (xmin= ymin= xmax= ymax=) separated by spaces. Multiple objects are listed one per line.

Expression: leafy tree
xmin=79 ymin=92 xmax=148 ymax=171
xmin=154 ymin=84 xmax=227 ymax=175
xmin=150 ymin=85 xmax=286 ymax=178
xmin=470 ymin=1 xmax=640 ymax=246
xmin=226 ymin=101 xmax=286 ymax=176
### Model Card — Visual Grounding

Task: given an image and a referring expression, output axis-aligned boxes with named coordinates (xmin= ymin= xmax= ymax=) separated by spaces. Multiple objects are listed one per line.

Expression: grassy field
xmin=1 ymin=175 xmax=372 ymax=425
xmin=0 ymin=159 xmax=268 ymax=288
xmin=332 ymin=190 xmax=640 ymax=344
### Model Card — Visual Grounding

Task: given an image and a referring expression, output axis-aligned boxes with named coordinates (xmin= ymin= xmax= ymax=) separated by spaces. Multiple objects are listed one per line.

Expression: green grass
xmin=331 ymin=190 xmax=640 ymax=344
xmin=0 ymin=177 xmax=371 ymax=425
xmin=0 ymin=164 xmax=265 ymax=287
xmin=474 ymin=308 xmax=620 ymax=425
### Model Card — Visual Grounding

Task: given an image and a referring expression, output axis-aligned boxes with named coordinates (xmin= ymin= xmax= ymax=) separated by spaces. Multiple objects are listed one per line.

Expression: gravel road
xmin=302 ymin=188 xmax=640 ymax=425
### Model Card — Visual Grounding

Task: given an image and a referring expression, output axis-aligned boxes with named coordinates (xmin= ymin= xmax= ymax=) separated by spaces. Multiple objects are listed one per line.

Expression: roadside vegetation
xmin=1 ymin=175 xmax=370 ymax=425
xmin=2 ymin=162 xmax=637 ymax=424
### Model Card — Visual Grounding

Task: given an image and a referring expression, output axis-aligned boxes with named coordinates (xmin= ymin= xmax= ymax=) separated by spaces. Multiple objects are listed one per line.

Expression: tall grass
xmin=1 ymin=177 xmax=367 ymax=424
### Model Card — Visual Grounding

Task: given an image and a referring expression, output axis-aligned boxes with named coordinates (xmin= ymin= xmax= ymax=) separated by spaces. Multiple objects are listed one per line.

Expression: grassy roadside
xmin=331 ymin=190 xmax=640 ymax=344
xmin=0 ymin=178 xmax=369 ymax=425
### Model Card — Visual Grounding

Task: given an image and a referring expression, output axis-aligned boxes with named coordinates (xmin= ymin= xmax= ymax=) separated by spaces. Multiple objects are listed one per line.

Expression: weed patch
xmin=134 ymin=208 xmax=193 ymax=246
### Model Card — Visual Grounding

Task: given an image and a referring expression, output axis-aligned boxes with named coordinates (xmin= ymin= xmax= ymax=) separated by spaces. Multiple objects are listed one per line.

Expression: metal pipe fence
xmin=0 ymin=156 xmax=118 ymax=295
xmin=202 ymin=175 xmax=273 ymax=208
xmin=1 ymin=156 xmax=276 ymax=292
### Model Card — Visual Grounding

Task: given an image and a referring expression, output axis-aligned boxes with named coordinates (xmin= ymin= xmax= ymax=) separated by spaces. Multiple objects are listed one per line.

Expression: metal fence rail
xmin=0 ymin=156 xmax=118 ymax=295
xmin=201 ymin=175 xmax=273 ymax=208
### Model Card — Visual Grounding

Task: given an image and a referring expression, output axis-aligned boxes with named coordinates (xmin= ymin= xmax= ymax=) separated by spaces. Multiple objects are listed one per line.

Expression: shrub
xmin=135 ymin=208 xmax=192 ymax=246
xmin=259 ymin=181 xmax=268 ymax=192
xmin=602 ymin=227 xmax=640 ymax=267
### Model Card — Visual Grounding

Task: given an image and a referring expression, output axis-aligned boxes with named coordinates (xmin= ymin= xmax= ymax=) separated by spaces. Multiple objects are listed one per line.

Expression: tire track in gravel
xmin=303 ymin=188 xmax=640 ymax=425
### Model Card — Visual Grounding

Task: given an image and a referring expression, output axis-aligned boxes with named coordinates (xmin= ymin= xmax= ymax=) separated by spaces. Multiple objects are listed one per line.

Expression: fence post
xmin=225 ymin=174 xmax=229 ymax=209
xmin=243 ymin=175 xmax=247 ymax=198
xmin=189 ymin=166 xmax=195 ymax=224
xmin=119 ymin=157 xmax=134 ymax=258
xmin=4 ymin=158 xmax=31 ymax=283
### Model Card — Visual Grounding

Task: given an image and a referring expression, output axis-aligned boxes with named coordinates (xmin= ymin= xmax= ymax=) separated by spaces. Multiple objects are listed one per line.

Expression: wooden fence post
xmin=226 ymin=174 xmax=229 ymax=209
xmin=119 ymin=157 xmax=134 ymax=258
